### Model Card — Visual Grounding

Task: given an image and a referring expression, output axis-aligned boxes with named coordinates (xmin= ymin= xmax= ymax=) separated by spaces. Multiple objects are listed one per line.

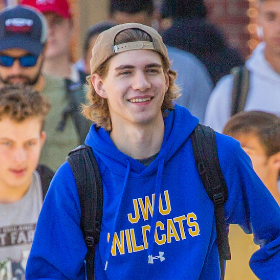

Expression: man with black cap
xmin=0 ymin=5 xmax=47 ymax=90
xmin=0 ymin=5 xmax=90 ymax=171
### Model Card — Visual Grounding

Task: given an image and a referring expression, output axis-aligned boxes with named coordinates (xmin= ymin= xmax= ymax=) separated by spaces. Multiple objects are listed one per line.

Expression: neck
xmin=264 ymin=47 xmax=280 ymax=75
xmin=43 ymin=54 xmax=72 ymax=79
xmin=110 ymin=118 xmax=165 ymax=160
xmin=0 ymin=179 xmax=31 ymax=203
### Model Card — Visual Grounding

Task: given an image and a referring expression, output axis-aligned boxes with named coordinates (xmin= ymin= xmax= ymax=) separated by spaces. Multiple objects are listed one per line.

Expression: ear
xmin=91 ymin=74 xmax=108 ymax=98
xmin=40 ymin=131 xmax=46 ymax=148
xmin=271 ymin=152 xmax=280 ymax=169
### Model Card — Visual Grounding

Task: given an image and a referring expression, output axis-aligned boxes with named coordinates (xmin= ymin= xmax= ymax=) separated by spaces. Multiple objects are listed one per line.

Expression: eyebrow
xmin=0 ymin=137 xmax=38 ymax=142
xmin=241 ymin=145 xmax=255 ymax=150
xmin=115 ymin=63 xmax=162 ymax=71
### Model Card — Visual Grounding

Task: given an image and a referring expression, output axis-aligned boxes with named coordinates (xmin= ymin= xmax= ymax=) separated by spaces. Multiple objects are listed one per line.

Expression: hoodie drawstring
xmin=104 ymin=157 xmax=166 ymax=269
xmin=104 ymin=160 xmax=131 ymax=270
xmin=147 ymin=157 xmax=165 ymax=264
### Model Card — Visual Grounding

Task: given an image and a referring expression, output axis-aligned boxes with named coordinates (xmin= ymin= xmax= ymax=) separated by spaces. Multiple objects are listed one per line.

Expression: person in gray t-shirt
xmin=0 ymin=85 xmax=51 ymax=279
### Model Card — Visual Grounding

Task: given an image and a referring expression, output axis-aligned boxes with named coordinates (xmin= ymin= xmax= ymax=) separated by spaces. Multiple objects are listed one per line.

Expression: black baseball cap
xmin=0 ymin=5 xmax=48 ymax=56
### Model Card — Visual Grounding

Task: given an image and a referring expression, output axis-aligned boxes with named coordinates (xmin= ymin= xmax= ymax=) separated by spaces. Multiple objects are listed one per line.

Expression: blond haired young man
xmin=26 ymin=23 xmax=280 ymax=280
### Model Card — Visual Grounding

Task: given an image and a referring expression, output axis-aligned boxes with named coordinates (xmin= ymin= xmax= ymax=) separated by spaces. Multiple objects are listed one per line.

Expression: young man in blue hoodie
xmin=26 ymin=23 xmax=280 ymax=280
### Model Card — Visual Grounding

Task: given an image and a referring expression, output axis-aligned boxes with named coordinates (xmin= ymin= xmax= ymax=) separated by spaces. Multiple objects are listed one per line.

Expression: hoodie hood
xmin=85 ymin=105 xmax=198 ymax=269
xmin=85 ymin=104 xmax=198 ymax=176
xmin=246 ymin=42 xmax=280 ymax=83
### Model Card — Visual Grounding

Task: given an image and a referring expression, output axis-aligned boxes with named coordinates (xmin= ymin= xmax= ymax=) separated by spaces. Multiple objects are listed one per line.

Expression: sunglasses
xmin=0 ymin=54 xmax=38 ymax=68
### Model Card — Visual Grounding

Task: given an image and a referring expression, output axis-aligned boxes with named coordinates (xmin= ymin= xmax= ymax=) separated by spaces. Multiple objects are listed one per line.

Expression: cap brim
xmin=0 ymin=37 xmax=44 ymax=56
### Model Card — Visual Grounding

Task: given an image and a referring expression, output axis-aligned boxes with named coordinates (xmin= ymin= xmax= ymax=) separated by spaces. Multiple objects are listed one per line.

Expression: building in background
xmin=2 ymin=0 xmax=257 ymax=61
xmin=78 ymin=0 xmax=258 ymax=59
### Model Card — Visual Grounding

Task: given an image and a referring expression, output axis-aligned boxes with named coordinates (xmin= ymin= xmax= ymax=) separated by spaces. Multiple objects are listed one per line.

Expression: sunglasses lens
xmin=0 ymin=55 xmax=38 ymax=67
xmin=20 ymin=55 xmax=38 ymax=67
xmin=0 ymin=55 xmax=14 ymax=67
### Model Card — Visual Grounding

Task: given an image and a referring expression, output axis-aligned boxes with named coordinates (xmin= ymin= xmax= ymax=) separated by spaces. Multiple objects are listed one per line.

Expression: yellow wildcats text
xmin=108 ymin=190 xmax=200 ymax=256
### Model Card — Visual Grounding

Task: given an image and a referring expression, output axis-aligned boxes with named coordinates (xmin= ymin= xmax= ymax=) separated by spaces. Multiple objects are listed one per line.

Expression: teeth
xmin=130 ymin=97 xmax=151 ymax=103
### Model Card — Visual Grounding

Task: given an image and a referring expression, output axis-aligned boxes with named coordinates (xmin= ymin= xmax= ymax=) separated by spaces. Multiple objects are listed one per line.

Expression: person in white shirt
xmin=204 ymin=0 xmax=280 ymax=133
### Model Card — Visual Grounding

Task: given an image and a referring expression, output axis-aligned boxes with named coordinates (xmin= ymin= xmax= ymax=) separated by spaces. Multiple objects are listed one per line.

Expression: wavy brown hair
xmin=0 ymin=85 xmax=51 ymax=131
xmin=82 ymin=28 xmax=180 ymax=131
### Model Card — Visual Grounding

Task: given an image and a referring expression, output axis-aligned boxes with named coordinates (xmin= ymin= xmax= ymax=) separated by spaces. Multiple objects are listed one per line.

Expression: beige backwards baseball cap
xmin=90 ymin=23 xmax=170 ymax=74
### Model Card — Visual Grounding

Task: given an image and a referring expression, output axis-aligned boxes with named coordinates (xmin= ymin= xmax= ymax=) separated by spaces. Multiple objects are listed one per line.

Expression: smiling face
xmin=92 ymin=49 xmax=169 ymax=129
xmin=0 ymin=116 xmax=46 ymax=198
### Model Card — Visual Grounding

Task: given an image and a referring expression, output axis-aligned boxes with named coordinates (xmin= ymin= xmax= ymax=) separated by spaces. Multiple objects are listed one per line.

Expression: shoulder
xmin=215 ymin=131 xmax=241 ymax=159
xmin=206 ymin=74 xmax=234 ymax=110
xmin=43 ymin=74 xmax=65 ymax=92
xmin=52 ymin=161 xmax=74 ymax=182
xmin=204 ymin=75 xmax=234 ymax=130
xmin=212 ymin=74 xmax=234 ymax=96
xmin=44 ymin=73 xmax=64 ymax=84
xmin=46 ymin=162 xmax=79 ymax=201
xmin=167 ymin=46 xmax=212 ymax=87
xmin=215 ymin=131 xmax=252 ymax=179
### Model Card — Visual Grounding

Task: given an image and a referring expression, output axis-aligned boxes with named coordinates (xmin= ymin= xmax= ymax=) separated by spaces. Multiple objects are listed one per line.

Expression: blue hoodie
xmin=26 ymin=105 xmax=280 ymax=280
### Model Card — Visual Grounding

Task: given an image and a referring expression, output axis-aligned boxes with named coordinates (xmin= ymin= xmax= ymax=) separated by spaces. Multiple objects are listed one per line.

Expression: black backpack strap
xmin=64 ymin=79 xmax=91 ymax=144
xmin=190 ymin=124 xmax=231 ymax=280
xmin=67 ymin=145 xmax=103 ymax=280
xmin=231 ymin=65 xmax=250 ymax=116
xmin=36 ymin=164 xmax=55 ymax=200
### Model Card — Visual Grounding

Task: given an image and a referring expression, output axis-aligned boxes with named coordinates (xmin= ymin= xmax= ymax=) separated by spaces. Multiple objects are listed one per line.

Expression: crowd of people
xmin=0 ymin=0 xmax=280 ymax=279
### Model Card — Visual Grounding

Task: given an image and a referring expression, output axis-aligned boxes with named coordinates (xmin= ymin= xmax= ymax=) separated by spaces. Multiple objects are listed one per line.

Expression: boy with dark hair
xmin=223 ymin=110 xmax=280 ymax=204
xmin=26 ymin=23 xmax=280 ymax=280
xmin=223 ymin=110 xmax=280 ymax=280
xmin=0 ymin=85 xmax=52 ymax=278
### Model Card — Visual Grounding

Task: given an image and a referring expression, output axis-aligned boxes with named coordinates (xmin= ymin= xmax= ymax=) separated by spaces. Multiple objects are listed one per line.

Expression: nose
xmin=9 ymin=60 xmax=22 ymax=75
xmin=132 ymin=71 xmax=151 ymax=91
xmin=13 ymin=148 xmax=27 ymax=163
